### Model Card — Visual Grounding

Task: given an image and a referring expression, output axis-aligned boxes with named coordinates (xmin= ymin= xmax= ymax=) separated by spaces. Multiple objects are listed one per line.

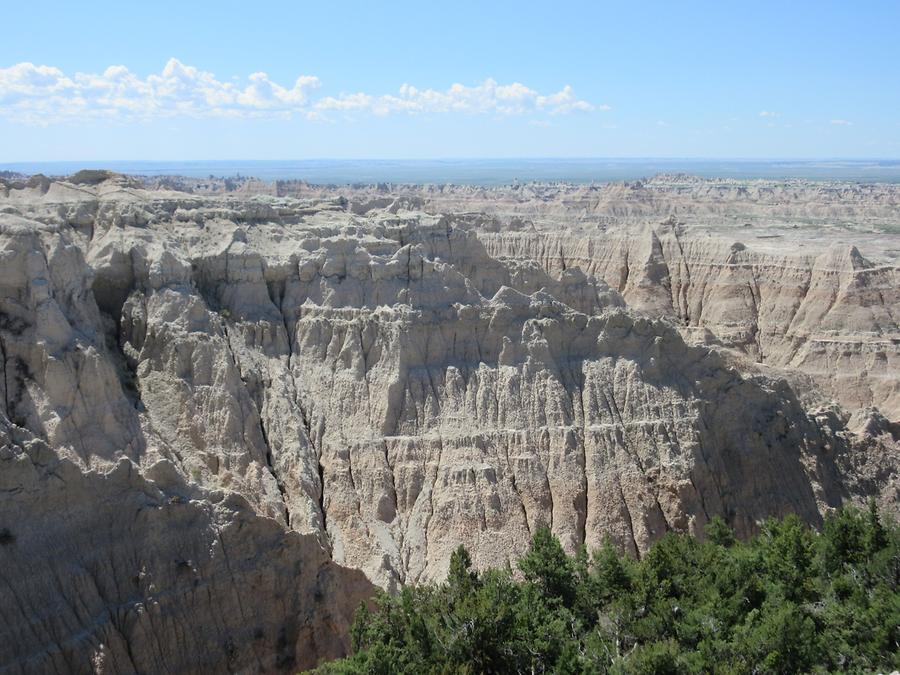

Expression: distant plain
xmin=3 ymin=158 xmax=900 ymax=185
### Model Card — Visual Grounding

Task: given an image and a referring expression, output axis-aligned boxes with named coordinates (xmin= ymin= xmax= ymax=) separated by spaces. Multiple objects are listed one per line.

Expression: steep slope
xmin=0 ymin=175 xmax=897 ymax=671
xmin=0 ymin=209 xmax=372 ymax=674
xmin=0 ymin=428 xmax=370 ymax=674
xmin=481 ymin=223 xmax=900 ymax=420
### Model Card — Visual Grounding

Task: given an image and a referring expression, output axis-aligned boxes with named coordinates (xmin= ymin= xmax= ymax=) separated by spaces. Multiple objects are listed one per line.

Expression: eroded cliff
xmin=0 ymin=173 xmax=897 ymax=672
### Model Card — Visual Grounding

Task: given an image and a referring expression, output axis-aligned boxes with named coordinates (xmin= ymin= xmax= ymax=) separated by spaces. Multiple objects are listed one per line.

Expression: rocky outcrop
xmin=0 ymin=208 xmax=372 ymax=674
xmin=268 ymin=174 xmax=900 ymax=242
xmin=0 ymin=174 xmax=897 ymax=672
xmin=480 ymin=225 xmax=900 ymax=421
xmin=0 ymin=426 xmax=370 ymax=674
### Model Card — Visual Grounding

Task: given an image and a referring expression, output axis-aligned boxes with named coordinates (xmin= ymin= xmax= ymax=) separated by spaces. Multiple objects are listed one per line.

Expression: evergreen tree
xmin=315 ymin=507 xmax=900 ymax=675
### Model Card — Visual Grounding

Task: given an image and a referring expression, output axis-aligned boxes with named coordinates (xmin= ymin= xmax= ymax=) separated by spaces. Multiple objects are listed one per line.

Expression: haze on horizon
xmin=1 ymin=0 xmax=898 ymax=162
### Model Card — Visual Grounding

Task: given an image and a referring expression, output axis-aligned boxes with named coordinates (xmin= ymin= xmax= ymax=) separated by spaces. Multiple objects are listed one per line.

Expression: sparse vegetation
xmin=314 ymin=505 xmax=899 ymax=674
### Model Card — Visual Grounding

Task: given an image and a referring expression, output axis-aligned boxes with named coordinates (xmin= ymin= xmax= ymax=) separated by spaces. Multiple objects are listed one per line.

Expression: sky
xmin=1 ymin=0 xmax=898 ymax=161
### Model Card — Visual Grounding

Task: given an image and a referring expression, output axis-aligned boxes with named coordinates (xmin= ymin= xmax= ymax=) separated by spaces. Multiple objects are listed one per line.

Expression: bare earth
xmin=1 ymin=171 xmax=897 ymax=673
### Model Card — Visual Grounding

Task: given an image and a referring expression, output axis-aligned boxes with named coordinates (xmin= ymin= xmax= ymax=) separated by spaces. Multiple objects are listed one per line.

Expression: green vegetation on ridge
xmin=316 ymin=505 xmax=899 ymax=674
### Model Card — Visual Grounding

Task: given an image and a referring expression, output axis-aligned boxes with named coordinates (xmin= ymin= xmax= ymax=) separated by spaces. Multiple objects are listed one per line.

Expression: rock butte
xmin=0 ymin=171 xmax=897 ymax=673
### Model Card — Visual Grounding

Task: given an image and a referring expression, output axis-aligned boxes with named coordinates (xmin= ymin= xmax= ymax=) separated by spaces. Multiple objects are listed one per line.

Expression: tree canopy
xmin=315 ymin=505 xmax=899 ymax=674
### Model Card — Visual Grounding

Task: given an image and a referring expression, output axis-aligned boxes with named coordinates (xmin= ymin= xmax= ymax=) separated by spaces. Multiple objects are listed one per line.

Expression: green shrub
xmin=313 ymin=507 xmax=900 ymax=674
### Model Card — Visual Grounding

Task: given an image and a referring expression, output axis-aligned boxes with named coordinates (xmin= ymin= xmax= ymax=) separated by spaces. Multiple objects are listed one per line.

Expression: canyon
xmin=0 ymin=171 xmax=897 ymax=673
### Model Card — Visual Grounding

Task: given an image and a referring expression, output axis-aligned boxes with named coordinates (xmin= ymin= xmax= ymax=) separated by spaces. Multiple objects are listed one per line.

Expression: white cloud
xmin=0 ymin=60 xmax=598 ymax=124
xmin=830 ymin=119 xmax=853 ymax=126
xmin=0 ymin=59 xmax=321 ymax=123
xmin=316 ymin=79 xmax=598 ymax=117
xmin=759 ymin=110 xmax=779 ymax=118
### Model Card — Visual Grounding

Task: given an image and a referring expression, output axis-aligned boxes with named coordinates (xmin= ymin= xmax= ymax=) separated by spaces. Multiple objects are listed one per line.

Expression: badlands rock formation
xmin=0 ymin=172 xmax=897 ymax=672
xmin=272 ymin=176 xmax=900 ymax=420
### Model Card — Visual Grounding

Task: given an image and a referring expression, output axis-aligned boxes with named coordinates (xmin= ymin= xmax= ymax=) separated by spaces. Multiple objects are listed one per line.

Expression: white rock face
xmin=481 ymin=227 xmax=900 ymax=420
xmin=0 ymin=173 xmax=897 ymax=671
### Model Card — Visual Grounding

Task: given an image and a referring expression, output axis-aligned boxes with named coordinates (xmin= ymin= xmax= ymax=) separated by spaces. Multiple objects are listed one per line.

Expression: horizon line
xmin=3 ymin=156 xmax=900 ymax=164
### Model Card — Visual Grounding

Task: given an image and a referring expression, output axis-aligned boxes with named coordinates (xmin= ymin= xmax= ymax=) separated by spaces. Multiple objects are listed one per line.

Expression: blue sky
xmin=1 ymin=0 xmax=898 ymax=160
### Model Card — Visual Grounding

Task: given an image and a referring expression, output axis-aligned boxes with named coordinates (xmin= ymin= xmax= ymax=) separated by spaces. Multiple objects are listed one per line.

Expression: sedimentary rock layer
xmin=480 ymin=225 xmax=900 ymax=421
xmin=0 ymin=173 xmax=897 ymax=671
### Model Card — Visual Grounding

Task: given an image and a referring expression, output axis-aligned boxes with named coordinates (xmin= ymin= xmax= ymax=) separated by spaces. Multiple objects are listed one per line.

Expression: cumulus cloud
xmin=830 ymin=119 xmax=853 ymax=126
xmin=315 ymin=79 xmax=597 ymax=117
xmin=0 ymin=60 xmax=598 ymax=123
xmin=759 ymin=110 xmax=779 ymax=118
xmin=0 ymin=59 xmax=321 ymax=123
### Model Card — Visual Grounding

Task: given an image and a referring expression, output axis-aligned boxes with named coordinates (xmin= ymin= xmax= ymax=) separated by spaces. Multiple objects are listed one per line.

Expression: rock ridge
xmin=0 ymin=174 xmax=896 ymax=671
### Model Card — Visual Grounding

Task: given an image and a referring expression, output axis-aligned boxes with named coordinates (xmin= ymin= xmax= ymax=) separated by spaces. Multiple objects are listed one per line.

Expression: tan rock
xmin=0 ymin=174 xmax=896 ymax=671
